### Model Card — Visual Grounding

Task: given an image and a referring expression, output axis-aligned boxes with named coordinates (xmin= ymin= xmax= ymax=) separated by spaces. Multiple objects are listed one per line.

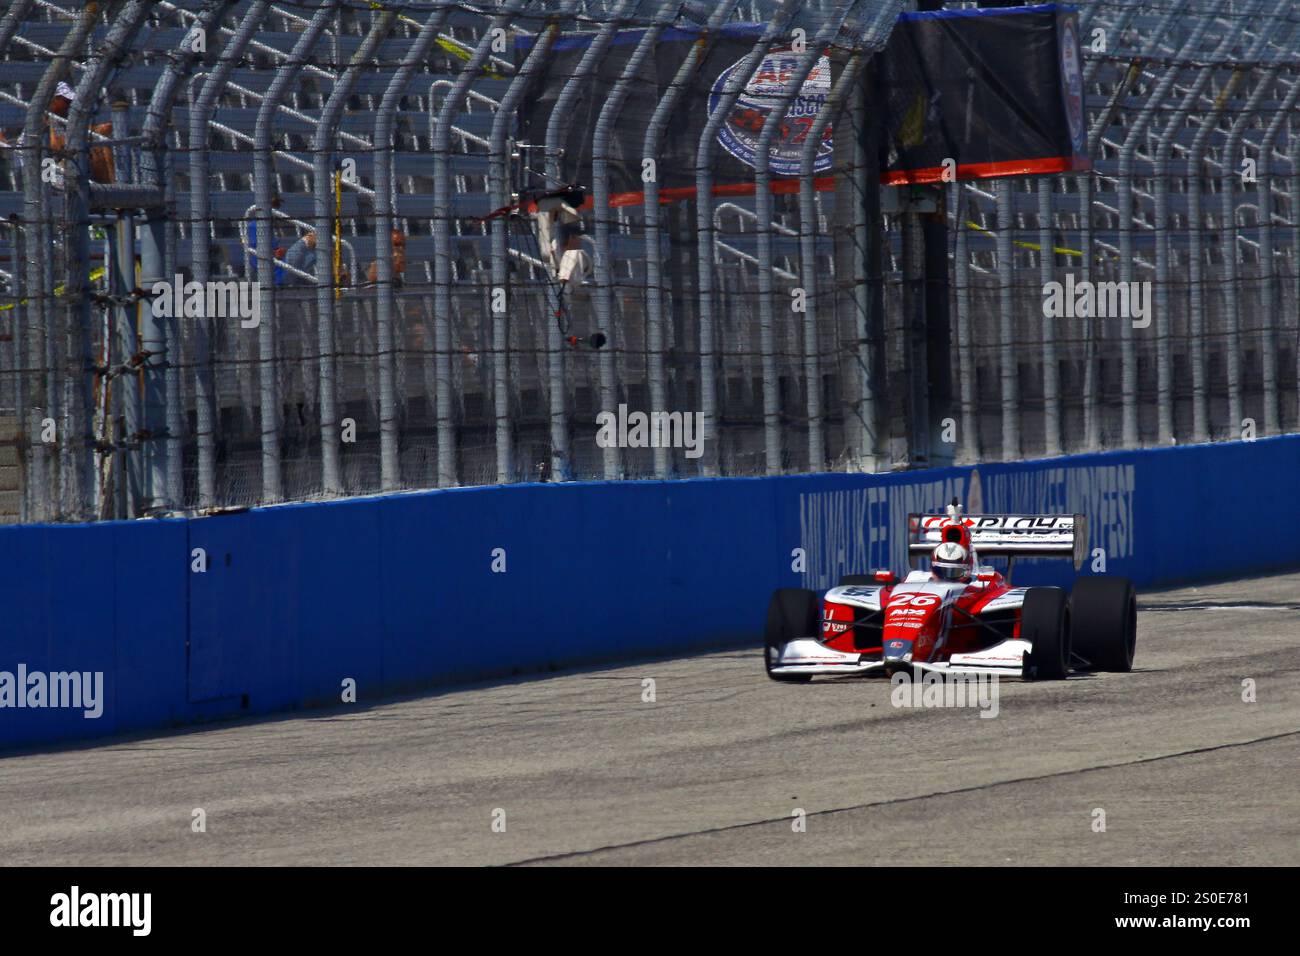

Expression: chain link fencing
xmin=0 ymin=0 xmax=1296 ymax=523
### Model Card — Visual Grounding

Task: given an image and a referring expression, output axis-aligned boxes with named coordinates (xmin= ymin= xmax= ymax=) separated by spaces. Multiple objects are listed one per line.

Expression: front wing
xmin=769 ymin=638 xmax=1032 ymax=679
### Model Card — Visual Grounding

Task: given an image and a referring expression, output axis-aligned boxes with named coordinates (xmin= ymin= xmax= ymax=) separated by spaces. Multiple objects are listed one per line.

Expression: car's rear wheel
xmin=1070 ymin=576 xmax=1137 ymax=672
xmin=1021 ymin=587 xmax=1070 ymax=680
xmin=765 ymin=588 xmax=819 ymax=683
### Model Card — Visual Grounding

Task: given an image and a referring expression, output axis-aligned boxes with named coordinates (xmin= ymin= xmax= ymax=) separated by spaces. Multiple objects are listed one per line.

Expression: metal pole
xmin=851 ymin=74 xmax=884 ymax=472
xmin=795 ymin=0 xmax=896 ymax=473
xmin=489 ymin=3 xmax=583 ymax=484
xmin=435 ymin=0 xmax=530 ymax=486
xmin=643 ymin=0 xmax=741 ymax=479
xmin=0 ymin=3 xmax=35 ymax=517
xmin=312 ymin=8 xmax=398 ymax=497
xmin=128 ymin=0 xmax=223 ymax=510
xmin=1036 ymin=181 xmax=1059 ymax=456
xmin=251 ymin=2 xmax=332 ymax=502
xmin=158 ymin=150 xmax=184 ymax=510
xmin=798 ymin=35 xmax=874 ymax=473
xmin=191 ymin=1 xmax=276 ymax=507
xmin=0 ymin=0 xmax=37 ymax=57
xmin=21 ymin=2 xmax=104 ymax=520
xmin=994 ymin=178 xmax=1017 ymax=460
xmin=1076 ymin=1 xmax=1146 ymax=452
xmin=374 ymin=3 xmax=455 ymax=492
xmin=1150 ymin=11 xmax=1225 ymax=446
xmin=220 ymin=1 xmax=279 ymax=509
xmin=952 ymin=186 xmax=977 ymax=463
xmin=1077 ymin=175 xmax=1096 ymax=448
xmin=1292 ymin=125 xmax=1300 ymax=434
xmin=695 ymin=0 xmax=799 ymax=475
xmin=1113 ymin=6 xmax=1199 ymax=450
xmin=7 ymin=215 xmax=27 ymax=521
xmin=64 ymin=0 xmax=147 ymax=520
xmin=110 ymin=99 xmax=139 ymax=518
xmin=592 ymin=0 xmax=679 ymax=480
xmin=539 ymin=0 xmax=639 ymax=481
xmin=754 ymin=0 xmax=856 ymax=476
xmin=1255 ymin=79 xmax=1300 ymax=439
xmin=1180 ymin=2 xmax=1267 ymax=443
xmin=799 ymin=62 xmax=850 ymax=473
xmin=1219 ymin=23 xmax=1294 ymax=441
xmin=134 ymin=0 xmax=239 ymax=513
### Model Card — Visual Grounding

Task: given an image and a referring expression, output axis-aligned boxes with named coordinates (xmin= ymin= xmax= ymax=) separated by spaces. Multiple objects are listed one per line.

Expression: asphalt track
xmin=1 ymin=572 xmax=1297 ymax=866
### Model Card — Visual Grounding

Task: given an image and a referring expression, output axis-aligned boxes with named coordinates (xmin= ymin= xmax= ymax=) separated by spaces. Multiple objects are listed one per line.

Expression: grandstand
xmin=0 ymin=0 xmax=1297 ymax=522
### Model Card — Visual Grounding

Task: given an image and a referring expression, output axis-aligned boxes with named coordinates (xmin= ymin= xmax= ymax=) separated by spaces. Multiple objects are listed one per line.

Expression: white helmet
xmin=931 ymin=542 xmax=971 ymax=583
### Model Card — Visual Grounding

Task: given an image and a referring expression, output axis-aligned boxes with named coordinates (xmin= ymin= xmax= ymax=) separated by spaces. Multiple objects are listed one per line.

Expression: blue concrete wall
xmin=2 ymin=436 xmax=1297 ymax=751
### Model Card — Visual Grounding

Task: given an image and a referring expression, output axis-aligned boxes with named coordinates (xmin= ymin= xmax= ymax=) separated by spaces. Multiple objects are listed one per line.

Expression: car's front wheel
xmin=764 ymin=588 xmax=819 ymax=683
xmin=1021 ymin=587 xmax=1070 ymax=680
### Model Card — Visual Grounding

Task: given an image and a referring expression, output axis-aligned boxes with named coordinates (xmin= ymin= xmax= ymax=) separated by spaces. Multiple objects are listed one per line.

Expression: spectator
xmin=366 ymin=229 xmax=407 ymax=287
xmin=46 ymin=83 xmax=115 ymax=184
xmin=555 ymin=226 xmax=590 ymax=300
xmin=246 ymin=197 xmax=287 ymax=285
xmin=0 ymin=126 xmax=22 ymax=177
xmin=532 ymin=192 xmax=590 ymax=302
xmin=279 ymin=229 xmax=352 ymax=289
xmin=282 ymin=231 xmax=317 ymax=284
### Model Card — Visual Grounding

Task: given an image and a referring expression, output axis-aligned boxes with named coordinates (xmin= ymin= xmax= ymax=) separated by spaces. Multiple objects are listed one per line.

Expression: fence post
xmin=1254 ymin=69 xmax=1300 ymax=438
xmin=312 ymin=8 xmax=398 ymax=497
xmin=1219 ymin=27 xmax=1295 ymax=441
xmin=592 ymin=0 xmax=680 ymax=480
xmin=642 ymin=1 xmax=741 ymax=479
xmin=694 ymin=0 xmax=799 ymax=476
xmin=375 ymin=3 xmax=457 ymax=493
xmin=63 ymin=0 xmax=152 ymax=519
xmin=434 ymin=0 xmax=529 ymax=486
xmin=251 ymin=3 xmax=335 ymax=502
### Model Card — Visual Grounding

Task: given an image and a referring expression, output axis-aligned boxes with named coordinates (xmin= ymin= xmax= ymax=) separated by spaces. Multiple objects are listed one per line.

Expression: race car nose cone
xmin=883 ymin=638 xmax=913 ymax=663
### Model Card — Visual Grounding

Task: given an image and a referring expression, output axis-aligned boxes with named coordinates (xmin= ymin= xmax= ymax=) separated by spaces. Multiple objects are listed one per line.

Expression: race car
xmin=764 ymin=498 xmax=1137 ymax=682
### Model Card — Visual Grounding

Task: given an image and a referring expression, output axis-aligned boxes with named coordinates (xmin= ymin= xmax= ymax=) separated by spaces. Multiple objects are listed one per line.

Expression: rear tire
xmin=1021 ymin=587 xmax=1069 ymax=680
xmin=765 ymin=588 xmax=819 ymax=683
xmin=1070 ymin=576 xmax=1137 ymax=672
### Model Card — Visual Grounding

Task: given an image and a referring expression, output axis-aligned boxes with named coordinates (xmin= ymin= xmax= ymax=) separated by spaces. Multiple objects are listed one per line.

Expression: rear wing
xmin=908 ymin=512 xmax=1088 ymax=570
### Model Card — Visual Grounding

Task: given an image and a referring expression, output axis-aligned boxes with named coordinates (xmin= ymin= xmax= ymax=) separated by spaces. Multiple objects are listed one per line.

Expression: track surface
xmin=2 ymin=573 xmax=1297 ymax=866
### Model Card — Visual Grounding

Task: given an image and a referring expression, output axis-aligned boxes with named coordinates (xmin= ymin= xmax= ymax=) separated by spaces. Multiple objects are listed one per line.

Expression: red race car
xmin=764 ymin=499 xmax=1137 ymax=682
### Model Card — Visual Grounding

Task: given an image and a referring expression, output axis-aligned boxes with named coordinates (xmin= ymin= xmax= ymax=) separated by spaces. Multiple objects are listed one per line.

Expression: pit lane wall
xmin=3 ymin=436 xmax=1297 ymax=751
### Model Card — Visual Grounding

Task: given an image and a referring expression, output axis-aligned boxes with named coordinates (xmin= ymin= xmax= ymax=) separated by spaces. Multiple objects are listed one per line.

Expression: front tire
xmin=764 ymin=588 xmax=819 ymax=683
xmin=1070 ymin=576 xmax=1137 ymax=672
xmin=1021 ymin=587 xmax=1069 ymax=680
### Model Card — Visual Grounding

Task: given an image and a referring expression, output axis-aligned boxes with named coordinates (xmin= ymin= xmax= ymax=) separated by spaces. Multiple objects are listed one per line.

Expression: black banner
xmin=878 ymin=3 xmax=1090 ymax=183
xmin=515 ymin=3 xmax=1090 ymax=207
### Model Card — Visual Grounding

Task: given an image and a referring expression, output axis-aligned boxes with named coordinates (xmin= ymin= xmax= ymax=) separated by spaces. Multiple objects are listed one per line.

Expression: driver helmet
xmin=931 ymin=542 xmax=972 ymax=583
